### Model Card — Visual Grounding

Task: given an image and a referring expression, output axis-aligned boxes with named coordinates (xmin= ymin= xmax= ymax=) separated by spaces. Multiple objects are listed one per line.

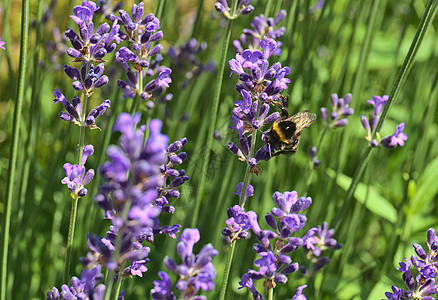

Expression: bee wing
xmin=289 ymin=110 xmax=317 ymax=131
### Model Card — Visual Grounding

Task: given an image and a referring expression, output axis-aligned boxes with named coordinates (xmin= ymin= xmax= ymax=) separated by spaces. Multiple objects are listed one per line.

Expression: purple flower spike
xmin=234 ymin=10 xmax=286 ymax=55
xmin=367 ymin=95 xmax=388 ymax=115
xmin=233 ymin=182 xmax=254 ymax=205
xmin=385 ymin=227 xmax=438 ymax=299
xmin=381 ymin=123 xmax=408 ymax=148
xmin=150 ymin=271 xmax=176 ymax=300
xmin=236 ymin=189 xmax=340 ymax=298
xmin=215 ymin=0 xmax=254 ymax=19
xmin=48 ymin=266 xmax=106 ymax=300
xmin=238 ymin=273 xmax=264 ymax=300
xmin=123 ymin=259 xmax=149 ymax=277
xmin=61 ymin=145 xmax=95 ymax=197
xmin=361 ymin=95 xmax=408 ymax=149
xmin=86 ymin=99 xmax=111 ymax=130
xmin=321 ymin=93 xmax=353 ymax=128
xmin=85 ymin=112 xmax=184 ymax=278
xmin=70 ymin=1 xmax=98 ymax=24
xmin=159 ymin=136 xmax=189 ymax=211
xmin=112 ymin=8 xmax=171 ymax=103
xmin=66 ymin=2 xmax=120 ymax=63
xmin=161 ymin=228 xmax=218 ymax=299
xmin=223 ymin=205 xmax=257 ymax=242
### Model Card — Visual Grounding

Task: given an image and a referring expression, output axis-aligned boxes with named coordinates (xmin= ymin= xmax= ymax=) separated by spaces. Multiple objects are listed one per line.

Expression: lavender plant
xmin=53 ymin=0 xmax=118 ymax=281
xmin=361 ymin=95 xmax=408 ymax=148
xmin=227 ymin=36 xmax=293 ymax=173
xmin=4 ymin=1 xmax=438 ymax=299
xmin=308 ymin=93 xmax=354 ymax=171
xmin=219 ymin=17 xmax=343 ymax=297
xmin=110 ymin=2 xmax=172 ymax=110
xmin=49 ymin=111 xmax=190 ymax=299
xmin=384 ymin=228 xmax=438 ymax=299
xmin=236 ymin=191 xmax=341 ymax=299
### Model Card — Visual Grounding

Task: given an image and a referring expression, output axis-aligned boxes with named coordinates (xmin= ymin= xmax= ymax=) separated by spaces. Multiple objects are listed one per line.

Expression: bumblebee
xmin=265 ymin=96 xmax=316 ymax=156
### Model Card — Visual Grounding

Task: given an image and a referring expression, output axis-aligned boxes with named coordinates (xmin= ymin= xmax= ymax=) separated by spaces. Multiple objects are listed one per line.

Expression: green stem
xmin=305 ymin=124 xmax=328 ymax=193
xmin=130 ymin=69 xmax=143 ymax=115
xmin=268 ymin=287 xmax=274 ymax=300
xmin=64 ymin=92 xmax=89 ymax=282
xmin=333 ymin=0 xmax=437 ymax=230
xmin=78 ymin=93 xmax=89 ymax=165
xmin=190 ymin=0 xmax=238 ymax=228
xmin=112 ymin=277 xmax=124 ymax=300
xmin=240 ymin=126 xmax=258 ymax=208
xmin=350 ymin=0 xmax=380 ymax=97
xmin=218 ymin=242 xmax=236 ymax=300
xmin=155 ymin=0 xmax=166 ymax=21
xmin=263 ymin=0 xmax=273 ymax=16
xmin=190 ymin=0 xmax=204 ymax=38
xmin=1 ymin=1 xmax=29 ymax=299
xmin=64 ymin=196 xmax=79 ymax=282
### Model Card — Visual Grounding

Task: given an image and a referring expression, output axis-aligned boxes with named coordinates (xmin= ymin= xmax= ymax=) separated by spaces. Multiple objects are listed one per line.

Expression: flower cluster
xmin=64 ymin=62 xmax=109 ymax=96
xmin=53 ymin=89 xmax=111 ymax=130
xmin=228 ymin=37 xmax=293 ymax=170
xmin=215 ymin=0 xmax=254 ymax=19
xmin=168 ymin=38 xmax=215 ymax=89
xmin=87 ymin=113 xmax=183 ymax=279
xmin=307 ymin=93 xmax=353 ymax=169
xmin=151 ymin=228 xmax=218 ymax=300
xmin=222 ymin=183 xmax=257 ymax=242
xmin=320 ymin=93 xmax=354 ymax=128
xmin=47 ymin=266 xmax=110 ymax=300
xmin=238 ymin=191 xmax=341 ymax=299
xmin=61 ymin=145 xmax=95 ymax=198
xmin=300 ymin=222 xmax=342 ymax=276
xmin=110 ymin=3 xmax=172 ymax=105
xmin=157 ymin=137 xmax=189 ymax=214
xmin=360 ymin=95 xmax=408 ymax=148
xmin=66 ymin=0 xmax=121 ymax=63
xmin=384 ymin=228 xmax=438 ymax=299
xmin=234 ymin=10 xmax=287 ymax=55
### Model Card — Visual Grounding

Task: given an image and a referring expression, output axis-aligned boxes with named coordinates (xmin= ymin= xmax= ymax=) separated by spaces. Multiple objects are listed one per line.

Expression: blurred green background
xmin=1 ymin=0 xmax=438 ymax=299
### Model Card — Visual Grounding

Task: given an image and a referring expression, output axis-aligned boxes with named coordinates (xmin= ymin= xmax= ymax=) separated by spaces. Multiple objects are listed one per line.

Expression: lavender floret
xmin=61 ymin=145 xmax=95 ymax=198
xmin=360 ymin=95 xmax=408 ymax=148
xmin=384 ymin=228 xmax=438 ymax=299
xmin=66 ymin=1 xmax=120 ymax=63
xmin=158 ymin=228 xmax=218 ymax=299
xmin=320 ymin=93 xmax=353 ymax=128
xmin=47 ymin=266 xmax=106 ymax=300
xmin=54 ymin=89 xmax=110 ymax=130
xmin=234 ymin=10 xmax=287 ymax=55
xmin=214 ymin=0 xmax=254 ymax=19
